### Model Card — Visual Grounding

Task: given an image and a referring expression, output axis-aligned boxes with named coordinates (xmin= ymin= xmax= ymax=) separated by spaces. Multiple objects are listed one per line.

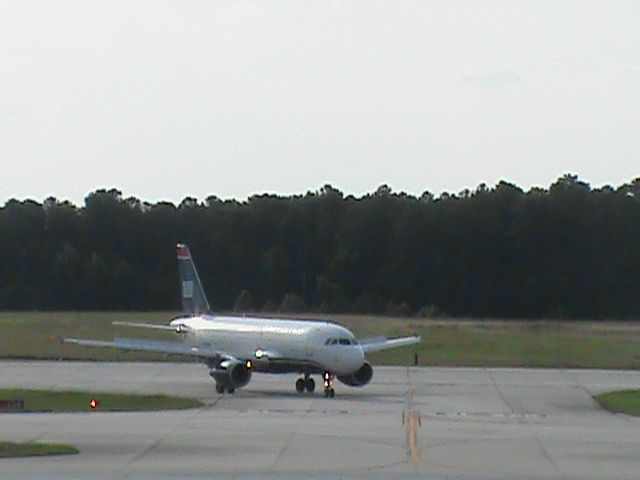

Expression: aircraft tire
xmin=215 ymin=383 xmax=225 ymax=394
xmin=324 ymin=388 xmax=335 ymax=398
xmin=227 ymin=387 xmax=235 ymax=394
xmin=305 ymin=378 xmax=315 ymax=393
xmin=295 ymin=378 xmax=306 ymax=394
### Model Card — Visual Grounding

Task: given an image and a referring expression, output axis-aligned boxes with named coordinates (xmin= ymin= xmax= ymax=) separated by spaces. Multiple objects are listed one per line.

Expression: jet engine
xmin=337 ymin=361 xmax=373 ymax=387
xmin=228 ymin=360 xmax=252 ymax=388
xmin=210 ymin=360 xmax=252 ymax=389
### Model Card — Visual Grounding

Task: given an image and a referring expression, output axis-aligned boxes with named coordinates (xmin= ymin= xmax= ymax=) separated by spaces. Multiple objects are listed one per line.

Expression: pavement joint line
xmin=486 ymin=368 xmax=564 ymax=475
xmin=266 ymin=393 xmax=314 ymax=474
xmin=487 ymin=369 xmax=517 ymax=414
xmin=529 ymin=427 xmax=563 ymax=476
xmin=116 ymin=394 xmax=222 ymax=479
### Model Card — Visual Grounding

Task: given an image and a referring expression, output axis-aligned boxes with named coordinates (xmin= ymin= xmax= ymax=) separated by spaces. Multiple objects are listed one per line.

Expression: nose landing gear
xmin=323 ymin=371 xmax=335 ymax=398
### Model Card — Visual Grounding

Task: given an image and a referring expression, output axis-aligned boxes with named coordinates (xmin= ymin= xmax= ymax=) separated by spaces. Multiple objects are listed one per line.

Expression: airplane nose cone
xmin=335 ymin=346 xmax=366 ymax=375
xmin=350 ymin=346 xmax=365 ymax=371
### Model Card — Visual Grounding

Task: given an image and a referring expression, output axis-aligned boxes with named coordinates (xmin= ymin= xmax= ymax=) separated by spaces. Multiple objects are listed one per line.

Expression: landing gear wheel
xmin=295 ymin=378 xmax=306 ymax=394
xmin=323 ymin=388 xmax=335 ymax=398
xmin=227 ymin=387 xmax=235 ymax=394
xmin=305 ymin=378 xmax=315 ymax=393
xmin=215 ymin=383 xmax=225 ymax=394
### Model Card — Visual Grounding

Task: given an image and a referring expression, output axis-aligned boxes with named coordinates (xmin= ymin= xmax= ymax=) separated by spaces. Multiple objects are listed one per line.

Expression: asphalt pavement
xmin=0 ymin=361 xmax=638 ymax=479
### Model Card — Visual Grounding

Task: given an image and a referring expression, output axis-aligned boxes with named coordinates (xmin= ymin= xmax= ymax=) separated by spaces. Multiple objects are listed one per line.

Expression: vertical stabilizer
xmin=176 ymin=244 xmax=211 ymax=315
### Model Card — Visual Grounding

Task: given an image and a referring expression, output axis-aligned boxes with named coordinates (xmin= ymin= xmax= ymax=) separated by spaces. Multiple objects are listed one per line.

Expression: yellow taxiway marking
xmin=403 ymin=386 xmax=421 ymax=464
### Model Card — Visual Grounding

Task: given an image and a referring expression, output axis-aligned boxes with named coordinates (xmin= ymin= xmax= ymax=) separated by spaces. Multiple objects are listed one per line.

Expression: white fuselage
xmin=170 ymin=315 xmax=365 ymax=375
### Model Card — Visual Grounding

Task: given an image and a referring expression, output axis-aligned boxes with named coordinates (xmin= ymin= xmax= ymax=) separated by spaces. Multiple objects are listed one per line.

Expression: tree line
xmin=1 ymin=174 xmax=639 ymax=319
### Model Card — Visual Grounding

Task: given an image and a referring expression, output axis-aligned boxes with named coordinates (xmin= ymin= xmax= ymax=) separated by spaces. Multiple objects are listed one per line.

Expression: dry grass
xmin=1 ymin=311 xmax=640 ymax=368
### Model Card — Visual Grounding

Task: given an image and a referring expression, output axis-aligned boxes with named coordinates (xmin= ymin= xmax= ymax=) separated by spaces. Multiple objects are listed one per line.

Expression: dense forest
xmin=1 ymin=174 xmax=639 ymax=319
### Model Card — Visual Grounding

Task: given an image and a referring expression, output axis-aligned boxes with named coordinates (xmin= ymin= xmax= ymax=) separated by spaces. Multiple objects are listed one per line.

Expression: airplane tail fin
xmin=176 ymin=243 xmax=211 ymax=315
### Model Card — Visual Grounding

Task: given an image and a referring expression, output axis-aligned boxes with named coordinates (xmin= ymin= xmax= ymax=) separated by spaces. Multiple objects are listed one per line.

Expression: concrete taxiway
xmin=0 ymin=361 xmax=639 ymax=479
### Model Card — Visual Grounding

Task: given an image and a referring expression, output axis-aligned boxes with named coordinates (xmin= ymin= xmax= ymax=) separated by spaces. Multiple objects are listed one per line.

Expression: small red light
xmin=90 ymin=399 xmax=99 ymax=409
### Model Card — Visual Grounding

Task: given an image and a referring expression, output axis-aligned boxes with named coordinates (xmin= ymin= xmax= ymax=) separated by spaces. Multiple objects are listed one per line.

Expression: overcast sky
xmin=1 ymin=0 xmax=638 ymax=205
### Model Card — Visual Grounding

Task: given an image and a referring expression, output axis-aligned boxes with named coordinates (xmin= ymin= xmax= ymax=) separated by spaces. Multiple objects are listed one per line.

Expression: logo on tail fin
xmin=176 ymin=243 xmax=211 ymax=315
xmin=182 ymin=281 xmax=194 ymax=299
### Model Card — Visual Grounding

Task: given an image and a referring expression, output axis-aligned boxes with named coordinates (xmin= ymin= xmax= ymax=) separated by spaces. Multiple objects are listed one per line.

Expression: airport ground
xmin=1 ymin=361 xmax=639 ymax=479
xmin=2 ymin=311 xmax=640 ymax=369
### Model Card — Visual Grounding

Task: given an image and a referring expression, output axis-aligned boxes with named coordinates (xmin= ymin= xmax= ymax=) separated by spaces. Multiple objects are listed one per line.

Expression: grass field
xmin=1 ymin=311 xmax=640 ymax=369
xmin=594 ymin=390 xmax=640 ymax=416
xmin=0 ymin=388 xmax=203 ymax=413
xmin=0 ymin=441 xmax=78 ymax=458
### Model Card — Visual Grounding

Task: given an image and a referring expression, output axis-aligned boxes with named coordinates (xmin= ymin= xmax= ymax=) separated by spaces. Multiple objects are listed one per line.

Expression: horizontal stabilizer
xmin=64 ymin=337 xmax=222 ymax=358
xmin=360 ymin=335 xmax=421 ymax=353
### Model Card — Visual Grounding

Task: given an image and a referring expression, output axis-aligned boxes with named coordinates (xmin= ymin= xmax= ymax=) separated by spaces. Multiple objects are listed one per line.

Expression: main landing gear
xmin=215 ymin=383 xmax=234 ymax=394
xmin=295 ymin=374 xmax=316 ymax=394
xmin=210 ymin=372 xmax=235 ymax=395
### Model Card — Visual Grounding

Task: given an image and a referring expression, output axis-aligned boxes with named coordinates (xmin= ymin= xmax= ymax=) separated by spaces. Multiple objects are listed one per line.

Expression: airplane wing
xmin=359 ymin=335 xmax=421 ymax=353
xmin=112 ymin=321 xmax=178 ymax=331
xmin=64 ymin=337 xmax=224 ymax=358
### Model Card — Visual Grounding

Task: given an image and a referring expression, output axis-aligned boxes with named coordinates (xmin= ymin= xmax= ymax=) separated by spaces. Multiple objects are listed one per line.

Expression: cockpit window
xmin=327 ymin=338 xmax=356 ymax=346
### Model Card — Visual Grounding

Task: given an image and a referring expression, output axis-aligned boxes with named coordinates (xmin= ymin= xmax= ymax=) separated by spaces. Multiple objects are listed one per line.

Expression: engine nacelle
xmin=337 ymin=361 xmax=373 ymax=387
xmin=211 ymin=360 xmax=252 ymax=389
xmin=228 ymin=361 xmax=252 ymax=388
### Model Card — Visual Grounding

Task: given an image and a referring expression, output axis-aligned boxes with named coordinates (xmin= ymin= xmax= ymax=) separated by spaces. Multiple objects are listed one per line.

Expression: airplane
xmin=66 ymin=244 xmax=421 ymax=398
